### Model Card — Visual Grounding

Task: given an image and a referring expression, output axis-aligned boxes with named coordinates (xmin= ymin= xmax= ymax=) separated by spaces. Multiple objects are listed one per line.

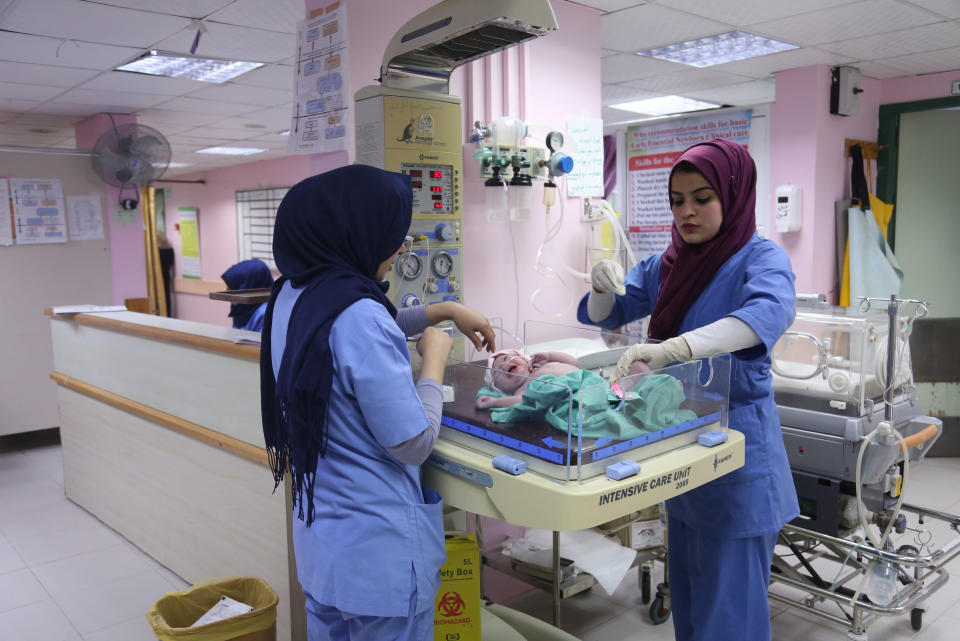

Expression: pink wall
xmin=771 ymin=65 xmax=881 ymax=300
xmin=881 ymin=70 xmax=960 ymax=104
xmin=75 ymin=113 xmax=146 ymax=306
xmin=164 ymin=154 xmax=314 ymax=325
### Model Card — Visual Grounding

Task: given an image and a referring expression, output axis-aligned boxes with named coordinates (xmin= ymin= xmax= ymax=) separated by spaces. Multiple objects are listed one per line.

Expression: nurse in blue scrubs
xmin=579 ymin=139 xmax=799 ymax=641
xmin=221 ymin=258 xmax=274 ymax=332
xmin=259 ymin=165 xmax=494 ymax=641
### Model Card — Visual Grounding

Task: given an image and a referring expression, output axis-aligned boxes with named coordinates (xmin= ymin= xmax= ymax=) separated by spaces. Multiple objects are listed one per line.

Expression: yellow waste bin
xmin=147 ymin=576 xmax=278 ymax=641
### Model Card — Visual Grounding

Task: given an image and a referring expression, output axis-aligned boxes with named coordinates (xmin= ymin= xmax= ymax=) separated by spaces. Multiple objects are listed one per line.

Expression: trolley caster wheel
xmin=649 ymin=596 xmax=671 ymax=625
xmin=640 ymin=566 xmax=652 ymax=604
xmin=911 ymin=608 xmax=923 ymax=631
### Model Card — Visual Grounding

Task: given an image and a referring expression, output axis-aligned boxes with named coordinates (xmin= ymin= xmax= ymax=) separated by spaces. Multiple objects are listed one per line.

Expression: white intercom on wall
xmin=774 ymin=184 xmax=802 ymax=233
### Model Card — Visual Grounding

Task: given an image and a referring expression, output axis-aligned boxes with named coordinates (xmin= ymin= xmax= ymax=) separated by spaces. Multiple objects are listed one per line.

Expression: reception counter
xmin=47 ymin=309 xmax=305 ymax=641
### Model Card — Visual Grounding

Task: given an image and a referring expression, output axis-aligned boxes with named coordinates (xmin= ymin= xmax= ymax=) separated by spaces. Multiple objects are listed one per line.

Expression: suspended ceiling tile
xmin=602 ymin=53 xmax=683 ymax=83
xmin=177 ymin=126 xmax=263 ymax=140
xmin=748 ymin=0 xmax=941 ymax=46
xmin=135 ymin=108 xmax=224 ymax=126
xmin=708 ymin=47 xmax=854 ymax=79
xmin=602 ymin=3 xmax=729 ymax=52
xmin=875 ymin=45 xmax=960 ymax=75
xmin=208 ymin=0 xmax=303 ymax=34
xmin=154 ymin=96 xmax=263 ymax=116
xmin=0 ymin=31 xmax=141 ymax=70
xmin=683 ymin=79 xmax=777 ymax=105
xmin=0 ymin=122 xmax=74 ymax=136
xmin=51 ymin=88 xmax=173 ymax=109
xmin=621 ymin=68 xmax=753 ymax=93
xmin=89 ymin=0 xmax=235 ymax=19
xmin=249 ymin=132 xmax=291 ymax=143
xmin=154 ymin=21 xmax=296 ymax=64
xmin=2 ymin=0 xmax=191 ymax=48
xmin=213 ymin=114 xmax=289 ymax=132
xmin=229 ymin=64 xmax=295 ymax=90
xmin=902 ymin=0 xmax=960 ymax=19
xmin=0 ymin=60 xmax=98 ymax=88
xmin=0 ymin=132 xmax=73 ymax=146
xmin=31 ymin=102 xmax=133 ymax=115
xmin=569 ymin=0 xmax=647 ymax=12
xmin=4 ymin=113 xmax=86 ymax=127
xmin=601 ymin=49 xmax=621 ymax=57
xmin=185 ymin=84 xmax=292 ymax=107
xmin=0 ymin=82 xmax=67 ymax=102
xmin=171 ymin=135 xmax=254 ymax=146
xmin=0 ymin=99 xmax=44 ymax=113
xmin=601 ymin=83 xmax=662 ymax=105
xmin=656 ymin=0 xmax=857 ymax=28
xmin=78 ymin=71 xmax=210 ymax=96
xmin=856 ymin=60 xmax=913 ymax=79
xmin=132 ymin=120 xmax=197 ymax=136
xmin=818 ymin=22 xmax=960 ymax=60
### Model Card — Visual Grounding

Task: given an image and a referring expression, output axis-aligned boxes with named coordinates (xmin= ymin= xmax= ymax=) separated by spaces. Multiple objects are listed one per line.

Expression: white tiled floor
xmin=3 ymin=432 xmax=960 ymax=641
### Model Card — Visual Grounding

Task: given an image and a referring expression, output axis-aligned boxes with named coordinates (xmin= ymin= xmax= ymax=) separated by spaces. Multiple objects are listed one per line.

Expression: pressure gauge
xmin=396 ymin=252 xmax=422 ymax=281
xmin=431 ymin=251 xmax=454 ymax=278
xmin=546 ymin=131 xmax=564 ymax=152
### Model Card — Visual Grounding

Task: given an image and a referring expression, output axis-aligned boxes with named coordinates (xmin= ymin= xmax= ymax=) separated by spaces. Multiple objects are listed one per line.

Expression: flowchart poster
xmin=289 ymin=2 xmax=349 ymax=155
xmin=10 ymin=178 xmax=67 ymax=244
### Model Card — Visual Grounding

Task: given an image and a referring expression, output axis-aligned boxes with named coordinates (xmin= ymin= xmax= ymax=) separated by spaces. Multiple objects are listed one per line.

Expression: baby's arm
xmin=476 ymin=394 xmax=523 ymax=409
xmin=530 ymin=351 xmax=579 ymax=368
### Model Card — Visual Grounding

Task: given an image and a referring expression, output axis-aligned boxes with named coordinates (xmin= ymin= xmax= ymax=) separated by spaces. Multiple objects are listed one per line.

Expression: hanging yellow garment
xmin=868 ymin=192 xmax=894 ymax=240
xmin=840 ymin=238 xmax=851 ymax=306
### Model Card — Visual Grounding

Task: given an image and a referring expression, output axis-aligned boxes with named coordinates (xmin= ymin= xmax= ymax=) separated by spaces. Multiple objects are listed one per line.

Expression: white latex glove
xmin=590 ymin=259 xmax=626 ymax=296
xmin=613 ymin=336 xmax=692 ymax=381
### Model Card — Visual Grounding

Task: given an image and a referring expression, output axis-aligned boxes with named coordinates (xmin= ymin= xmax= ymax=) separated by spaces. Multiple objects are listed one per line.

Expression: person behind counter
xmin=259 ymin=164 xmax=495 ymax=641
xmin=221 ymin=258 xmax=274 ymax=332
xmin=580 ymin=139 xmax=799 ymax=641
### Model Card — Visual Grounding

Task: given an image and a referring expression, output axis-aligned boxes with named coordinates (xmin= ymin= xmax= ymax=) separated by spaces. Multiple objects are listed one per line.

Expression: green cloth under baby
xmin=477 ymin=369 xmax=697 ymax=439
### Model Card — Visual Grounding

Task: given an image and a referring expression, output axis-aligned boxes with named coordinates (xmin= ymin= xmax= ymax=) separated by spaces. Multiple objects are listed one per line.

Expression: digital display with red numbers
xmin=401 ymin=162 xmax=454 ymax=214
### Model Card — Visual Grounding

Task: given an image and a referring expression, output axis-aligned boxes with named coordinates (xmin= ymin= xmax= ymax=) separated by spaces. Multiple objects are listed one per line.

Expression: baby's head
xmin=485 ymin=349 xmax=532 ymax=395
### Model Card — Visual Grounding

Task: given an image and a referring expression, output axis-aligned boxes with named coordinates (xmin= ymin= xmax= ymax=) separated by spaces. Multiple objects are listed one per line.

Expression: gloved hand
xmin=590 ymin=259 xmax=626 ymax=296
xmin=613 ymin=336 xmax=692 ymax=381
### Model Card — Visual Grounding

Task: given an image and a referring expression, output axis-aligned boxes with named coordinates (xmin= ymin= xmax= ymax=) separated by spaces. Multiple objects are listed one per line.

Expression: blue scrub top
xmin=578 ymin=234 xmax=800 ymax=537
xmin=271 ymin=282 xmax=445 ymax=616
xmin=241 ymin=302 xmax=267 ymax=332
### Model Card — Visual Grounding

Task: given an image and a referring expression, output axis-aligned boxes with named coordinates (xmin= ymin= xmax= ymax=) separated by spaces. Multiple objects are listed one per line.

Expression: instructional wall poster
xmin=0 ymin=178 xmax=12 ymax=245
xmin=288 ymin=2 xmax=350 ymax=155
xmin=10 ymin=177 xmax=67 ymax=244
xmin=566 ymin=117 xmax=604 ymax=197
xmin=626 ymin=109 xmax=752 ymax=261
xmin=178 ymin=206 xmax=201 ymax=279
xmin=67 ymin=194 xmax=104 ymax=241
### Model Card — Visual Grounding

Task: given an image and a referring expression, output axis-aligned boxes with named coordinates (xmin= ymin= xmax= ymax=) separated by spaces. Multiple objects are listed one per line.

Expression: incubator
xmin=422 ymin=321 xmax=744 ymax=532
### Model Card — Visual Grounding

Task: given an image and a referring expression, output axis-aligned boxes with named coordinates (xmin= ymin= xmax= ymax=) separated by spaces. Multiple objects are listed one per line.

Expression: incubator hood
xmin=377 ymin=0 xmax=558 ymax=93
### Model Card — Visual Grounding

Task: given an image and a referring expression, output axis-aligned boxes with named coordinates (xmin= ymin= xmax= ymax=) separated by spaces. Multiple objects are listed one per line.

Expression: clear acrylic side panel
xmin=771 ymin=308 xmax=916 ymax=416
xmin=446 ymin=320 xmax=731 ymax=483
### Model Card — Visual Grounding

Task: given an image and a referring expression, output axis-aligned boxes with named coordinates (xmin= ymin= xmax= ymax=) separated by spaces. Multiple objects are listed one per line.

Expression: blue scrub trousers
xmin=668 ymin=516 xmax=778 ymax=641
xmin=303 ymin=574 xmax=433 ymax=641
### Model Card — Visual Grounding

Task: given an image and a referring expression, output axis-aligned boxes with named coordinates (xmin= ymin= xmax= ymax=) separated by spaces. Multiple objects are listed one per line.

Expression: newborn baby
xmin=476 ymin=348 xmax=651 ymax=410
xmin=476 ymin=349 xmax=580 ymax=409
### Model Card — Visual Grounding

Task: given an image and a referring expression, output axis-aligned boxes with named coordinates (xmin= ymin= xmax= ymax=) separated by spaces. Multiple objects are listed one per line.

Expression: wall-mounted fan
xmin=91 ymin=123 xmax=172 ymax=210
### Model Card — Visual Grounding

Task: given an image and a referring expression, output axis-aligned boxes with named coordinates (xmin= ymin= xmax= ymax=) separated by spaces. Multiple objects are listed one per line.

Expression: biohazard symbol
xmin=437 ymin=591 xmax=466 ymax=618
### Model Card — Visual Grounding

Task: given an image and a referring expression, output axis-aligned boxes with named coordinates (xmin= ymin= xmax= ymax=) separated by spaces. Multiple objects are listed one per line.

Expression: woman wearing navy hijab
xmin=221 ymin=258 xmax=274 ymax=331
xmin=260 ymin=164 xmax=494 ymax=640
xmin=579 ymin=139 xmax=798 ymax=640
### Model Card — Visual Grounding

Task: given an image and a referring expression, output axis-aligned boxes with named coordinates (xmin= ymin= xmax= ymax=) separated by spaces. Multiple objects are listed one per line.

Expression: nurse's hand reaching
xmin=417 ymin=327 xmax=454 ymax=384
xmin=612 ymin=336 xmax=692 ymax=381
xmin=591 ymin=259 xmax=626 ymax=296
xmin=426 ymin=301 xmax=496 ymax=353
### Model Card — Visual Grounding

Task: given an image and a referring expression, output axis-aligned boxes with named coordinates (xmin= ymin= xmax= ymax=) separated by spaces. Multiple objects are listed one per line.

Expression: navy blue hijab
xmin=222 ymin=259 xmax=275 ymax=329
xmin=259 ymin=165 xmax=412 ymax=525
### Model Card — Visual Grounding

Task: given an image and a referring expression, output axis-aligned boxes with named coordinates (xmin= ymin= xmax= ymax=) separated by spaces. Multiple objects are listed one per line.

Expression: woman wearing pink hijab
xmin=578 ymin=139 xmax=798 ymax=641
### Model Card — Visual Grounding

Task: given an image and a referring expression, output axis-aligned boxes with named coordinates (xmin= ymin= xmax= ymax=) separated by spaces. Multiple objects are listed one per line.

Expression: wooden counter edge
xmin=45 ymin=307 xmax=259 ymax=361
xmin=50 ymin=371 xmax=269 ymax=468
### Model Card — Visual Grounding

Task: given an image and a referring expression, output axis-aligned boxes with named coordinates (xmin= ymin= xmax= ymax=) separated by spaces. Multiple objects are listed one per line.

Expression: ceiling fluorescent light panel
xmin=116 ymin=51 xmax=263 ymax=83
xmin=195 ymin=146 xmax=267 ymax=156
xmin=609 ymin=95 xmax=719 ymax=116
xmin=637 ymin=31 xmax=797 ymax=68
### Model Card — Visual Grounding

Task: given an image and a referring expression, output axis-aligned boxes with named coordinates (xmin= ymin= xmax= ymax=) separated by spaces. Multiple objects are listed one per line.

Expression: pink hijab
xmin=647 ymin=139 xmax=757 ymax=340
